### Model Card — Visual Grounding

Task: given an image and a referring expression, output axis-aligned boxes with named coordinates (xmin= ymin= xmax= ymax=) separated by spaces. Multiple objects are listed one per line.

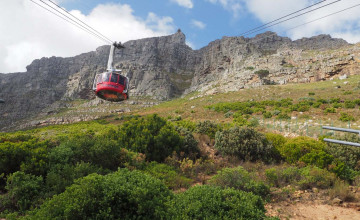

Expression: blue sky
xmin=1 ymin=0 xmax=360 ymax=73
xmin=59 ymin=0 xmax=266 ymax=49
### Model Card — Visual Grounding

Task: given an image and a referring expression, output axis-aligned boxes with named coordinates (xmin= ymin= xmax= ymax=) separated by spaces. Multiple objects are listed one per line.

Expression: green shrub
xmin=325 ymin=134 xmax=360 ymax=170
xmin=173 ymin=120 xmax=196 ymax=132
xmin=245 ymin=66 xmax=255 ymax=70
xmin=233 ymin=113 xmax=249 ymax=126
xmin=175 ymin=127 xmax=200 ymax=160
xmin=0 ymin=139 xmax=50 ymax=177
xmin=167 ymin=185 xmax=267 ymax=220
xmin=308 ymin=92 xmax=315 ymax=96
xmin=344 ymin=91 xmax=353 ymax=95
xmin=144 ymin=162 xmax=192 ymax=190
xmin=116 ymin=114 xmax=183 ymax=162
xmin=45 ymin=162 xmax=106 ymax=196
xmin=263 ymin=111 xmax=272 ymax=119
xmin=329 ymin=160 xmax=357 ymax=182
xmin=344 ymin=100 xmax=356 ymax=108
xmin=299 ymin=166 xmax=337 ymax=189
xmin=339 ymin=112 xmax=355 ymax=122
xmin=324 ymin=107 xmax=336 ymax=113
xmin=248 ymin=118 xmax=260 ymax=127
xmin=277 ymin=113 xmax=290 ymax=119
xmin=332 ymin=103 xmax=343 ymax=108
xmin=265 ymin=166 xmax=337 ymax=189
xmin=3 ymin=171 xmax=43 ymax=213
xmin=299 ymin=150 xmax=334 ymax=169
xmin=224 ymin=111 xmax=234 ymax=118
xmin=279 ymin=137 xmax=325 ymax=164
xmin=30 ymin=169 xmax=172 ymax=220
xmin=215 ymin=127 xmax=274 ymax=162
xmin=196 ymin=120 xmax=219 ymax=139
xmin=209 ymin=166 xmax=270 ymax=198
xmin=60 ymin=134 xmax=122 ymax=170
xmin=265 ymin=166 xmax=301 ymax=187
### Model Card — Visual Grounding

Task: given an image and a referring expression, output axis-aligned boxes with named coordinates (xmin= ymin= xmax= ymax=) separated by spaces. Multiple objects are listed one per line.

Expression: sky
xmin=0 ymin=0 xmax=360 ymax=73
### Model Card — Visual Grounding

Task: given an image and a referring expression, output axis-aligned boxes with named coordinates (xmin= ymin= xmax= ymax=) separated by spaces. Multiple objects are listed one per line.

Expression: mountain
xmin=0 ymin=30 xmax=359 ymax=131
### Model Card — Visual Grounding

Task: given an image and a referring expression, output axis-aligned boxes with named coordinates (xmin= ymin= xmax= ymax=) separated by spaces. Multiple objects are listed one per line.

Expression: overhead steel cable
xmin=47 ymin=0 xmax=114 ymax=43
xmin=245 ymin=3 xmax=360 ymax=47
xmin=242 ymin=0 xmax=342 ymax=37
xmin=39 ymin=0 xmax=113 ymax=44
xmin=240 ymin=0 xmax=328 ymax=36
xmin=29 ymin=0 xmax=110 ymax=44
xmin=32 ymin=0 xmax=113 ymax=44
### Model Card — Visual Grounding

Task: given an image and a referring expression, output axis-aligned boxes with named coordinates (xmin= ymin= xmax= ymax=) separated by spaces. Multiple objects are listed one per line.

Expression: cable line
xmin=47 ymin=0 xmax=114 ymax=43
xmin=39 ymin=0 xmax=112 ymax=44
xmin=246 ymin=3 xmax=360 ymax=46
xmin=242 ymin=0 xmax=342 ymax=37
xmin=29 ymin=0 xmax=109 ymax=44
xmin=31 ymin=0 xmax=112 ymax=44
xmin=240 ymin=0 xmax=329 ymax=36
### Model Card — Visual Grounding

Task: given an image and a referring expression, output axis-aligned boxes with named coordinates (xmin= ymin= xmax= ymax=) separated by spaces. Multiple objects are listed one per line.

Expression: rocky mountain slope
xmin=0 ymin=30 xmax=359 ymax=131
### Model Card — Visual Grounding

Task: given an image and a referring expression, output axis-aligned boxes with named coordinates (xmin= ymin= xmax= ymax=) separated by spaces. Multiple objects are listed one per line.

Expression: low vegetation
xmin=2 ymin=75 xmax=360 ymax=219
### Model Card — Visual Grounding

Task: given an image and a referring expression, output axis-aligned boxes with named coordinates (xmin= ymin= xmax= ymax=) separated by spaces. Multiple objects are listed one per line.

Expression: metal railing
xmin=322 ymin=126 xmax=360 ymax=147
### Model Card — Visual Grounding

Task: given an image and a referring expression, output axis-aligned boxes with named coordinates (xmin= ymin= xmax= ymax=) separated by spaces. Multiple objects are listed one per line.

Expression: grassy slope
xmin=135 ymin=74 xmax=360 ymax=130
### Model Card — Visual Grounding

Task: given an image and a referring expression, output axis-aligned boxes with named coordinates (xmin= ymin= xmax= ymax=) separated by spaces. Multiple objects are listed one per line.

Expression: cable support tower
xmin=242 ymin=0 xmax=342 ymax=37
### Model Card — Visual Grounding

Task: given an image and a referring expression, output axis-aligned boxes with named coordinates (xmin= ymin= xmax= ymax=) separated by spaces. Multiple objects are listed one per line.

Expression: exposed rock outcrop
xmin=0 ymin=30 xmax=359 ymax=131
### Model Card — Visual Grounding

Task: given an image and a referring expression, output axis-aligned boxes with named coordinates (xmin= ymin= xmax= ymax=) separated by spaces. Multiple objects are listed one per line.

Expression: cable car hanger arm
xmin=107 ymin=42 xmax=125 ymax=71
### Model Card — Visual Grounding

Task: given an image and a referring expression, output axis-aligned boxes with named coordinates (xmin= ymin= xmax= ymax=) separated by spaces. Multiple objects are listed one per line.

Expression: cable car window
xmin=96 ymin=74 xmax=102 ymax=84
xmin=110 ymin=73 xmax=118 ymax=83
xmin=119 ymin=75 xmax=125 ymax=85
xmin=102 ymin=72 xmax=110 ymax=82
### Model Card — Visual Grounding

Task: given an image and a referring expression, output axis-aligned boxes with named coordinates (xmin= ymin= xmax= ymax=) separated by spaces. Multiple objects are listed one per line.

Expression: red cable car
xmin=93 ymin=42 xmax=129 ymax=102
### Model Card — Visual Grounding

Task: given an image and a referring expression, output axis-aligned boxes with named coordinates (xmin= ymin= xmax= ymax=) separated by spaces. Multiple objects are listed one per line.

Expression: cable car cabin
xmin=93 ymin=71 xmax=129 ymax=102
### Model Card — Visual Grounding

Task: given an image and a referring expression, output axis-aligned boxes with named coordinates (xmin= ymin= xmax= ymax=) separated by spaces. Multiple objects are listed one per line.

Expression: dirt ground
xmin=266 ymin=189 xmax=360 ymax=220
xmin=267 ymin=202 xmax=360 ymax=220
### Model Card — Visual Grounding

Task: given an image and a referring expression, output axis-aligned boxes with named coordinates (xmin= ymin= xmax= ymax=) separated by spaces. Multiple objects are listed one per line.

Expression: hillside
xmin=2 ymin=76 xmax=360 ymax=219
xmin=1 ymin=30 xmax=359 ymax=131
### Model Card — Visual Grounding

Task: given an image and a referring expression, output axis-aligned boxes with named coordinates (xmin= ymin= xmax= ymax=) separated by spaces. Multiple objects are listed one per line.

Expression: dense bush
xmin=215 ymin=127 xmax=275 ymax=162
xmin=279 ymin=136 xmax=325 ymax=164
xmin=167 ymin=185 xmax=268 ymax=220
xmin=59 ymin=134 xmax=122 ymax=170
xmin=299 ymin=166 xmax=337 ymax=189
xmin=299 ymin=151 xmax=334 ymax=169
xmin=45 ymin=162 xmax=107 ymax=196
xmin=29 ymin=169 xmax=172 ymax=220
xmin=325 ymin=134 xmax=360 ymax=170
xmin=116 ymin=114 xmax=183 ymax=162
xmin=1 ymin=172 xmax=43 ymax=213
xmin=175 ymin=127 xmax=200 ymax=160
xmin=144 ymin=162 xmax=192 ymax=190
xmin=209 ymin=166 xmax=270 ymax=198
xmin=339 ymin=112 xmax=355 ymax=122
xmin=265 ymin=166 xmax=302 ymax=187
xmin=265 ymin=166 xmax=337 ymax=189
xmin=324 ymin=107 xmax=336 ymax=113
xmin=196 ymin=120 xmax=219 ymax=139
xmin=0 ymin=138 xmax=50 ymax=177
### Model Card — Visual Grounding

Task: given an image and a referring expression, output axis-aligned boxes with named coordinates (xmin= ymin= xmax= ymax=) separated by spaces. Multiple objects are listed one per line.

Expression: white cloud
xmin=191 ymin=19 xmax=206 ymax=29
xmin=206 ymin=0 xmax=244 ymax=17
xmin=0 ymin=0 xmax=176 ymax=73
xmin=243 ymin=0 xmax=360 ymax=43
xmin=171 ymin=0 xmax=194 ymax=9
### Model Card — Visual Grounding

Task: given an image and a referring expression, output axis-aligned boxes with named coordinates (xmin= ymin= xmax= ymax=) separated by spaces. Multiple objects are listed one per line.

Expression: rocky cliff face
xmin=0 ymin=30 xmax=359 ymax=131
